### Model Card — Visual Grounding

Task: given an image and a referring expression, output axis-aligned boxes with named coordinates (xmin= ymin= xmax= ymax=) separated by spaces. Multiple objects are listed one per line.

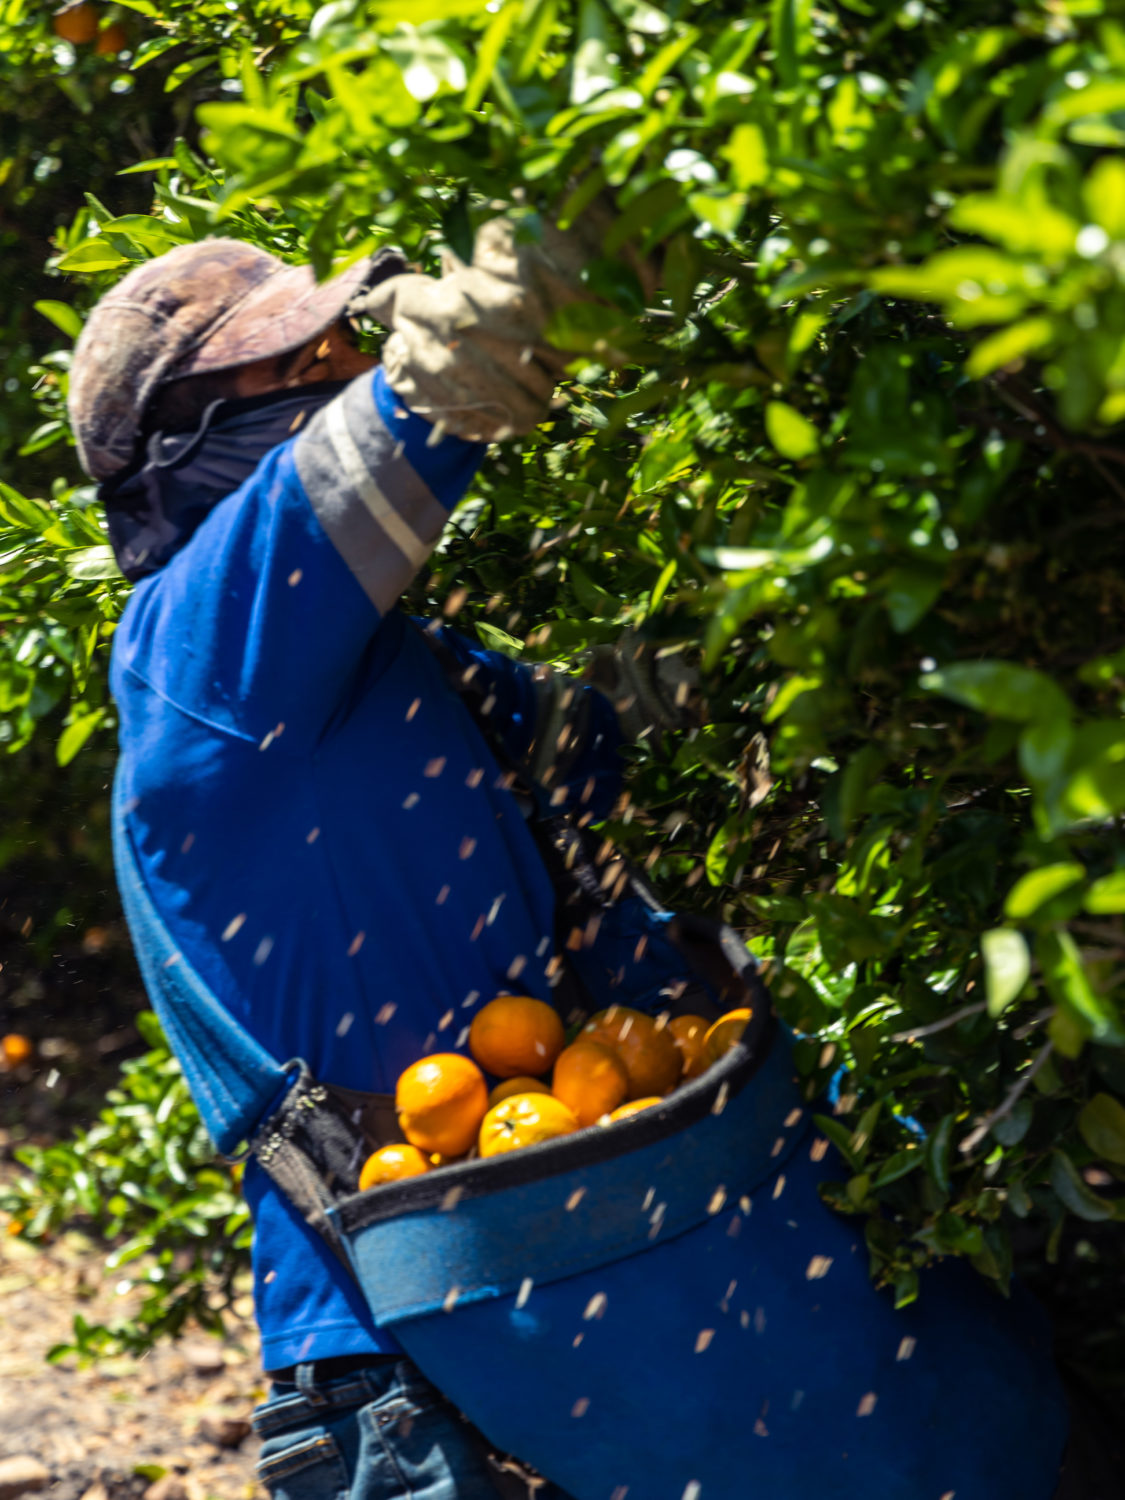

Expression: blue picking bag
xmin=113 ymin=771 xmax=1070 ymax=1500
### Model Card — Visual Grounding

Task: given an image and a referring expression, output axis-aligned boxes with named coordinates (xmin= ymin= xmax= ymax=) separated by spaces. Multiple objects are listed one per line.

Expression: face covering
xmin=98 ymin=382 xmax=348 ymax=582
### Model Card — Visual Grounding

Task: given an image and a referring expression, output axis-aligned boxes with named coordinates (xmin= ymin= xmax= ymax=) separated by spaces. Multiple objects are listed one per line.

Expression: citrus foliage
xmin=1 ymin=1012 xmax=250 ymax=1360
xmin=4 ymin=0 xmax=1125 ymax=1369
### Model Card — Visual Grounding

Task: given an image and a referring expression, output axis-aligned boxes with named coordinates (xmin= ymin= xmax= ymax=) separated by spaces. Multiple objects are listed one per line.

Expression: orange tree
xmin=2 ymin=0 xmax=1125 ymax=1388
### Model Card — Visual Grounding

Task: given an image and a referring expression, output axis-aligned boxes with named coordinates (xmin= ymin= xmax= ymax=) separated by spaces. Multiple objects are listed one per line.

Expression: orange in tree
xmin=552 ymin=1039 xmax=629 ymax=1127
xmin=607 ymin=1097 xmax=663 ymax=1122
xmin=478 ymin=1092 xmax=579 ymax=1157
xmin=469 ymin=994 xmax=565 ymax=1079
xmin=52 ymin=3 xmax=99 ymax=44
xmin=488 ymin=1075 xmax=551 ymax=1108
xmin=703 ymin=1007 xmax=753 ymax=1066
xmin=396 ymin=1053 xmax=489 ymax=1158
xmin=581 ymin=1006 xmax=680 ymax=1100
xmin=1 ymin=1034 xmax=33 ymax=1067
xmin=358 ymin=1143 xmax=432 ymax=1190
xmin=95 ymin=21 xmax=127 ymax=56
xmin=668 ymin=1014 xmax=711 ymax=1080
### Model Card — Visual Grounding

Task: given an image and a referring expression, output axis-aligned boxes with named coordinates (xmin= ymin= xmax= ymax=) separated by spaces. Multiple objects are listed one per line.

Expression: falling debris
xmin=707 ymin=1186 xmax=727 ymax=1215
xmin=694 ymin=1329 xmax=714 ymax=1353
xmin=515 ymin=1277 xmax=533 ymax=1309
xmin=336 ymin=1012 xmax=355 ymax=1038
xmin=583 ymin=1292 xmax=607 ymax=1321
xmin=375 ymin=1002 xmax=397 ymax=1025
xmin=221 ymin=913 xmax=246 ymax=942
xmin=809 ymin=1137 xmax=829 ymax=1162
xmin=347 ymin=931 xmax=365 ymax=957
xmin=772 ymin=1174 xmax=786 ymax=1200
xmin=566 ymin=1187 xmax=586 ymax=1211
xmin=806 ymin=1256 xmax=833 ymax=1281
xmin=443 ymin=1285 xmax=461 ymax=1312
xmin=856 ymin=1392 xmax=877 ymax=1417
xmin=571 ymin=1398 xmax=590 ymax=1418
xmin=896 ymin=1336 xmax=916 ymax=1362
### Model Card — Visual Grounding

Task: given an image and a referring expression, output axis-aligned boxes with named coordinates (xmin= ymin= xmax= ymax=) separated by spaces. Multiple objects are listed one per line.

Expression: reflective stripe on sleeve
xmin=293 ymin=373 xmax=450 ymax=613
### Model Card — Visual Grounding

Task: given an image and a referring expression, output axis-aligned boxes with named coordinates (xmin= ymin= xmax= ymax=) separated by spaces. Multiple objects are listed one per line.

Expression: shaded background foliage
xmin=1 ymin=0 xmax=1124 ymax=1406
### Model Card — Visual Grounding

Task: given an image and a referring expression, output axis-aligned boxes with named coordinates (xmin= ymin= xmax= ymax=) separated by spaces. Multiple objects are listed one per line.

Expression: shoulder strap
xmin=111 ymin=769 xmax=293 ymax=1156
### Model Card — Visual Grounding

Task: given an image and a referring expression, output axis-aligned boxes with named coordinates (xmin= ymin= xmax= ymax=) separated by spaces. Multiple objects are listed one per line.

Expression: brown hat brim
xmin=171 ymin=258 xmax=374 ymax=379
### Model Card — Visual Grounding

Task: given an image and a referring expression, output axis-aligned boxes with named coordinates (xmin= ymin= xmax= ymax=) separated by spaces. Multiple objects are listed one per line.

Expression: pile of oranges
xmin=357 ymin=996 xmax=752 ymax=1190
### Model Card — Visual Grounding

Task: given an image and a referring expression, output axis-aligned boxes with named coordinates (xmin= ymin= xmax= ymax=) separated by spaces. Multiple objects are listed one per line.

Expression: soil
xmin=0 ymin=1223 xmax=263 ymax=1500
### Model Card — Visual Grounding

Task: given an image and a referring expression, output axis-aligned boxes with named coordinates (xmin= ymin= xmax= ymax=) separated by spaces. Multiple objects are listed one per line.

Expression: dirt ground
xmin=0 ymin=1226 xmax=263 ymax=1500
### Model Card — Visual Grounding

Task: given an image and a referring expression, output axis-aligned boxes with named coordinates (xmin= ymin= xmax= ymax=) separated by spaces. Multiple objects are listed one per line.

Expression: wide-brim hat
xmin=68 ymin=238 xmax=405 ymax=481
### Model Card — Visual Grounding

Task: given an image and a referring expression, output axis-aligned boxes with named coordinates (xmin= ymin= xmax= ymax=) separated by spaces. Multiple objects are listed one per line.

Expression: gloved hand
xmin=349 ymin=212 xmax=604 ymax=444
xmin=584 ymin=631 xmax=706 ymax=744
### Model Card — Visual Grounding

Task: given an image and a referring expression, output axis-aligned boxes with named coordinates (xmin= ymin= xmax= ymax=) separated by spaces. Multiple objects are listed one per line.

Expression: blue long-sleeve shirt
xmin=111 ymin=366 xmax=622 ymax=1368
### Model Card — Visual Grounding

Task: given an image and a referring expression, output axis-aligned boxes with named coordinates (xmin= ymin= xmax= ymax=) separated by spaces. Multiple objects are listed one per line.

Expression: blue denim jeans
xmin=252 ymin=1356 xmax=575 ymax=1500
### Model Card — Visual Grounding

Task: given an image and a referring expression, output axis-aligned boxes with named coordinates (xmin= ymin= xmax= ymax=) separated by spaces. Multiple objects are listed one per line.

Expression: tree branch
xmin=958 ymin=1041 xmax=1054 ymax=1155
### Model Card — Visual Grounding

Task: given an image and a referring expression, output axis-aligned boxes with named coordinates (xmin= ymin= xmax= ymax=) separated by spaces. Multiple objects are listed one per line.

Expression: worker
xmin=67 ymin=221 xmax=689 ymax=1499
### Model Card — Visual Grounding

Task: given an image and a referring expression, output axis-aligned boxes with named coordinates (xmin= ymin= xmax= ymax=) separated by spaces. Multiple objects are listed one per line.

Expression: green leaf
xmin=1038 ymin=929 xmax=1125 ymax=1049
xmin=965 ymin=317 xmax=1055 ymax=380
xmin=1004 ymin=863 xmax=1085 ymax=920
xmin=56 ymin=238 xmax=131 ymax=274
xmin=57 ymin=709 xmax=106 ymax=768
xmin=1049 ymin=1149 xmax=1116 ymax=1222
xmin=1078 ymin=1093 xmax=1125 ymax=1166
xmin=922 ymin=661 xmax=1070 ymax=724
xmin=465 ymin=0 xmax=519 ymax=110
xmin=923 ymin=1114 xmax=954 ymax=1193
xmin=1084 ymin=871 xmax=1125 ymax=914
xmin=991 ymin=1098 xmax=1032 ymax=1146
xmin=765 ymin=401 xmax=819 ymax=460
xmin=571 ymin=0 xmax=616 ymax=105
xmin=475 ymin=622 xmax=524 ymax=656
xmin=771 ymin=0 xmax=812 ymax=87
xmin=723 ymin=123 xmax=769 ymax=190
xmin=981 ymin=928 xmax=1030 ymax=1017
xmin=872 ymin=1148 xmax=923 ymax=1188
xmin=65 ymin=546 xmax=121 ymax=581
xmin=883 ymin=566 xmax=943 ymax=633
xmin=34 ymin=300 xmax=83 ymax=341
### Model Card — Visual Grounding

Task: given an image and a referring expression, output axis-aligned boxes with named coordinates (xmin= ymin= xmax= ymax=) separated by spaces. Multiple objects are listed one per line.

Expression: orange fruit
xmin=607 ymin=1097 xmax=663 ymax=1121
xmin=703 ymin=1007 xmax=753 ymax=1065
xmin=1 ymin=1034 xmax=33 ymax=1067
xmin=94 ymin=21 xmax=127 ymax=55
xmin=469 ymin=995 xmax=566 ymax=1079
xmin=488 ymin=1075 xmax=551 ymax=1107
xmin=581 ymin=1006 xmax=681 ymax=1100
xmin=52 ymin=3 xmax=98 ymax=44
xmin=358 ymin=1143 xmax=432 ymax=1190
xmin=551 ymin=1040 xmax=629 ymax=1127
xmin=668 ymin=1014 xmax=711 ymax=1080
xmin=396 ymin=1053 xmax=489 ymax=1158
xmin=478 ymin=1093 xmax=579 ymax=1157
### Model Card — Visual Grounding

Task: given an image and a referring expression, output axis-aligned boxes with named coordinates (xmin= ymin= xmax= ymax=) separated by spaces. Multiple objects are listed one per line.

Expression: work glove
xmin=349 ymin=212 xmax=603 ymax=444
xmin=584 ymin=631 xmax=706 ymax=744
